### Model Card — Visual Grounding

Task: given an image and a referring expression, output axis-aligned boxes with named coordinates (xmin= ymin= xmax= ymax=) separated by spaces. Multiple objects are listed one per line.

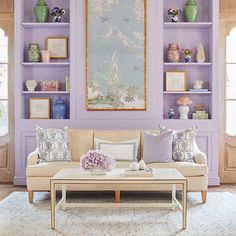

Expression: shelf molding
xmin=164 ymin=62 xmax=212 ymax=66
xmin=21 ymin=62 xmax=70 ymax=67
xmin=164 ymin=22 xmax=213 ymax=29
xmin=22 ymin=91 xmax=70 ymax=94
xmin=164 ymin=91 xmax=212 ymax=94
xmin=21 ymin=22 xmax=70 ymax=29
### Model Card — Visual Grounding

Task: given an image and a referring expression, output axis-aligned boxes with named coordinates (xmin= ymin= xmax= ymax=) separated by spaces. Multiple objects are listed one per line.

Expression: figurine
xmin=196 ymin=42 xmax=206 ymax=63
xmin=50 ymin=7 xmax=65 ymax=22
xmin=168 ymin=108 xmax=175 ymax=119
xmin=168 ymin=8 xmax=182 ymax=23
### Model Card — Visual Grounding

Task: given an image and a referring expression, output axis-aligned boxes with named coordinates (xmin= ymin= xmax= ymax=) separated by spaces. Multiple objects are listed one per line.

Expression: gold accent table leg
xmin=115 ymin=191 xmax=120 ymax=203
xmin=182 ymin=181 xmax=187 ymax=229
xmin=28 ymin=190 xmax=34 ymax=203
xmin=172 ymin=184 xmax=176 ymax=210
xmin=51 ymin=181 xmax=56 ymax=229
xmin=201 ymin=190 xmax=207 ymax=203
xmin=62 ymin=184 xmax=66 ymax=210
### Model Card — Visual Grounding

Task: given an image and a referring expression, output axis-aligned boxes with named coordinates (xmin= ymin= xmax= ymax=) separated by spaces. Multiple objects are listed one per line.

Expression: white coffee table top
xmin=52 ymin=168 xmax=186 ymax=181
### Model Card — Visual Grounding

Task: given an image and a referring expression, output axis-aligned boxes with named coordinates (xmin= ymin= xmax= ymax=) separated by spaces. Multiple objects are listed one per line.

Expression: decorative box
xmin=40 ymin=80 xmax=59 ymax=91
xmin=192 ymin=111 xmax=209 ymax=120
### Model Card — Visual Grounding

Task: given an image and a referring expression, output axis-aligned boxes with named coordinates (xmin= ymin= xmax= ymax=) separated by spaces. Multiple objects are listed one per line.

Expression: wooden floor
xmin=0 ymin=184 xmax=236 ymax=201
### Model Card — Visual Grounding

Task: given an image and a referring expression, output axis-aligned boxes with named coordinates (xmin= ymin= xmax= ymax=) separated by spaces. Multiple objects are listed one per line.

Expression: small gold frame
xmin=46 ymin=37 xmax=68 ymax=59
xmin=165 ymin=71 xmax=187 ymax=92
xmin=29 ymin=98 xmax=50 ymax=119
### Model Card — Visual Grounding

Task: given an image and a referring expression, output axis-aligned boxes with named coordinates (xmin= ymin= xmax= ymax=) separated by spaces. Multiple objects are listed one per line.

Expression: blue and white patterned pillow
xmin=35 ymin=126 xmax=72 ymax=162
xmin=172 ymin=126 xmax=197 ymax=162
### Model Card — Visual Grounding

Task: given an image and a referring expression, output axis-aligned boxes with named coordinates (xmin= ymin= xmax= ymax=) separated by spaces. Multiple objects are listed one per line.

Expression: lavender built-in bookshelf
xmin=14 ymin=0 xmax=220 ymax=186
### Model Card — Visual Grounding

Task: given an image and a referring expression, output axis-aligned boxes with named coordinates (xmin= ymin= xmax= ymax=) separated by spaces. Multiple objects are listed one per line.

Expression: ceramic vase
xmin=178 ymin=105 xmax=189 ymax=119
xmin=184 ymin=0 xmax=199 ymax=22
xmin=52 ymin=97 xmax=66 ymax=119
xmin=40 ymin=50 xmax=50 ymax=63
xmin=184 ymin=54 xmax=192 ymax=63
xmin=167 ymin=43 xmax=180 ymax=62
xmin=89 ymin=168 xmax=107 ymax=175
xmin=27 ymin=43 xmax=41 ymax=62
xmin=34 ymin=0 xmax=49 ymax=23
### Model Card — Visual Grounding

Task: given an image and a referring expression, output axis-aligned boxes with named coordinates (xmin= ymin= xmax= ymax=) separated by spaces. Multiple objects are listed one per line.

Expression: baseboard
xmin=208 ymin=177 xmax=220 ymax=186
xmin=13 ymin=176 xmax=26 ymax=186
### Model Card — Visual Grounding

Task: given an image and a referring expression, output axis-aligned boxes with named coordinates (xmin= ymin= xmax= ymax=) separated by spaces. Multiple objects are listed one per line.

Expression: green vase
xmin=34 ymin=0 xmax=49 ymax=23
xmin=27 ymin=43 xmax=41 ymax=62
xmin=184 ymin=0 xmax=199 ymax=22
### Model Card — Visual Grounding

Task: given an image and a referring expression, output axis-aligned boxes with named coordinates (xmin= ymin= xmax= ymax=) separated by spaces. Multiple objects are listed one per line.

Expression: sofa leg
xmin=201 ymin=190 xmax=207 ymax=203
xmin=28 ymin=190 xmax=34 ymax=203
xmin=115 ymin=191 xmax=120 ymax=203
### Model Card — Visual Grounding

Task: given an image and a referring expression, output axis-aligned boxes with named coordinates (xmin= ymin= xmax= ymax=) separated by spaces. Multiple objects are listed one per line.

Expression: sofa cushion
xmin=26 ymin=162 xmax=81 ymax=177
xmin=26 ymin=160 xmax=207 ymax=178
xmin=147 ymin=162 xmax=208 ymax=177
xmin=95 ymin=138 xmax=139 ymax=161
xmin=35 ymin=126 xmax=72 ymax=163
xmin=143 ymin=130 xmax=173 ymax=163
xmin=26 ymin=161 xmax=131 ymax=177
xmin=172 ymin=126 xmax=197 ymax=162
xmin=70 ymin=129 xmax=94 ymax=161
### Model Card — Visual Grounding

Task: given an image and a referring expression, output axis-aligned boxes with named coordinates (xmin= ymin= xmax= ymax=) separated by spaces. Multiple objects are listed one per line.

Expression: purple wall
xmin=14 ymin=0 xmax=220 ymax=186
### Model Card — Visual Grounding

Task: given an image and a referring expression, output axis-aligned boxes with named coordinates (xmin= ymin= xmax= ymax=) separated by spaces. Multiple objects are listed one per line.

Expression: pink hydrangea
xmin=80 ymin=150 xmax=116 ymax=172
xmin=177 ymin=96 xmax=192 ymax=106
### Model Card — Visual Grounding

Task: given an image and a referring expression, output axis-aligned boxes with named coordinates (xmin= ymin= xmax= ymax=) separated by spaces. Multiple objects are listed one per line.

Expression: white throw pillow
xmin=95 ymin=138 xmax=139 ymax=162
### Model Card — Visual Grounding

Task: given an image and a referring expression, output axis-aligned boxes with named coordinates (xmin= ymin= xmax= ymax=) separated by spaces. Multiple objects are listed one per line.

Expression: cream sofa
xmin=26 ymin=130 xmax=208 ymax=203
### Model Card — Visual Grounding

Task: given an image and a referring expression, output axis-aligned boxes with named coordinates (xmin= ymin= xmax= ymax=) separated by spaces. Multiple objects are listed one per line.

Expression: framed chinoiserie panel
xmin=86 ymin=0 xmax=147 ymax=110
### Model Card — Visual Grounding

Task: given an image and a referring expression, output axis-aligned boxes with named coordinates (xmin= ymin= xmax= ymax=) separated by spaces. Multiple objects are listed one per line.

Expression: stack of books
xmin=124 ymin=168 xmax=153 ymax=177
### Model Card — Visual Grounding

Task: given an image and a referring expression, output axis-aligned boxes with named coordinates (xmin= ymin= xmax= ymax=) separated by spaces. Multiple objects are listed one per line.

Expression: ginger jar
xmin=167 ymin=43 xmax=180 ymax=63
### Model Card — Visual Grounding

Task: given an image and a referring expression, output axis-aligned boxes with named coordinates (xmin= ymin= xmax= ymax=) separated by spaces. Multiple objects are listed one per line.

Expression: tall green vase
xmin=184 ymin=0 xmax=199 ymax=22
xmin=34 ymin=0 xmax=49 ymax=23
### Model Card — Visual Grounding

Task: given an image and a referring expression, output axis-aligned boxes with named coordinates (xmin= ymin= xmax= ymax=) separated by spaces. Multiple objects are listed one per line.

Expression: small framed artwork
xmin=46 ymin=37 xmax=68 ymax=59
xmin=165 ymin=71 xmax=186 ymax=92
xmin=29 ymin=98 xmax=50 ymax=119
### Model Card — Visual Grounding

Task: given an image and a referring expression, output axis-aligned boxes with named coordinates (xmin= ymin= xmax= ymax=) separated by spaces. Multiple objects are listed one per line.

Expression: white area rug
xmin=0 ymin=191 xmax=236 ymax=236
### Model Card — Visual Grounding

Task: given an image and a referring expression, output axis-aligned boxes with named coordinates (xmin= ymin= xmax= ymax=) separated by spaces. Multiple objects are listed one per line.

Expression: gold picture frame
xmin=165 ymin=71 xmax=186 ymax=92
xmin=29 ymin=98 xmax=50 ymax=119
xmin=86 ymin=0 xmax=147 ymax=110
xmin=46 ymin=37 xmax=68 ymax=59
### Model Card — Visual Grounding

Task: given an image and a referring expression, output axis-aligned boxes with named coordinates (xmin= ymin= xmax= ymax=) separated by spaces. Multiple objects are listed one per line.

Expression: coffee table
xmin=50 ymin=168 xmax=187 ymax=229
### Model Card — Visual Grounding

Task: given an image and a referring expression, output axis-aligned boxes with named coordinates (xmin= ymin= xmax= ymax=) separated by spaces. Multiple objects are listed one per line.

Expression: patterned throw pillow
xmin=172 ymin=126 xmax=197 ymax=162
xmin=35 ymin=126 xmax=72 ymax=162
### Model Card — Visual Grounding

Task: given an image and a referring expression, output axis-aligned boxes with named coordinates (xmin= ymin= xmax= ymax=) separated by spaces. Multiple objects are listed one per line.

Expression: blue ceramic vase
xmin=52 ymin=97 xmax=66 ymax=119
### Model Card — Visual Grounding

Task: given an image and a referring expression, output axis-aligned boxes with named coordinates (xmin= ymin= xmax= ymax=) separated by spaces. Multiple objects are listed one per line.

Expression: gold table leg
xmin=51 ymin=181 xmax=56 ymax=229
xmin=182 ymin=181 xmax=187 ymax=229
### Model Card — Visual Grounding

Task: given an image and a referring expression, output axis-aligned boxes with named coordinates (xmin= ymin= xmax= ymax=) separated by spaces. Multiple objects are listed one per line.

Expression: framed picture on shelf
xmin=165 ymin=71 xmax=186 ymax=92
xmin=46 ymin=37 xmax=68 ymax=59
xmin=29 ymin=98 xmax=50 ymax=119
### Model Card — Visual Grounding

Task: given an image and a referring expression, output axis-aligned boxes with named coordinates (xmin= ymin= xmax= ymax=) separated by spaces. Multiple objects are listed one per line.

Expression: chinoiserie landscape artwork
xmin=86 ymin=0 xmax=146 ymax=110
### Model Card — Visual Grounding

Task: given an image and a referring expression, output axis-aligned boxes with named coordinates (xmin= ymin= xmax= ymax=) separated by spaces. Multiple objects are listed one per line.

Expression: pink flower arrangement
xmin=80 ymin=150 xmax=116 ymax=172
xmin=177 ymin=96 xmax=192 ymax=106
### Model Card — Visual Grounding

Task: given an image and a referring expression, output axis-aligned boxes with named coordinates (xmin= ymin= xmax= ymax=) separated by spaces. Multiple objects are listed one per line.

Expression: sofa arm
xmin=193 ymin=140 xmax=207 ymax=165
xmin=27 ymin=150 xmax=39 ymax=166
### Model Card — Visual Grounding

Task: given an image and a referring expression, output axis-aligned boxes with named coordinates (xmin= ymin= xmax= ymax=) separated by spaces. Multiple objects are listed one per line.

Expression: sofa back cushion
xmin=70 ymin=129 xmax=94 ymax=161
xmin=94 ymin=130 xmax=141 ymax=160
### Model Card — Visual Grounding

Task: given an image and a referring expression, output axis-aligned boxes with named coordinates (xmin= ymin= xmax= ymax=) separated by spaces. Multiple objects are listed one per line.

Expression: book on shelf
xmin=124 ymin=168 xmax=153 ymax=177
xmin=188 ymin=89 xmax=209 ymax=92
